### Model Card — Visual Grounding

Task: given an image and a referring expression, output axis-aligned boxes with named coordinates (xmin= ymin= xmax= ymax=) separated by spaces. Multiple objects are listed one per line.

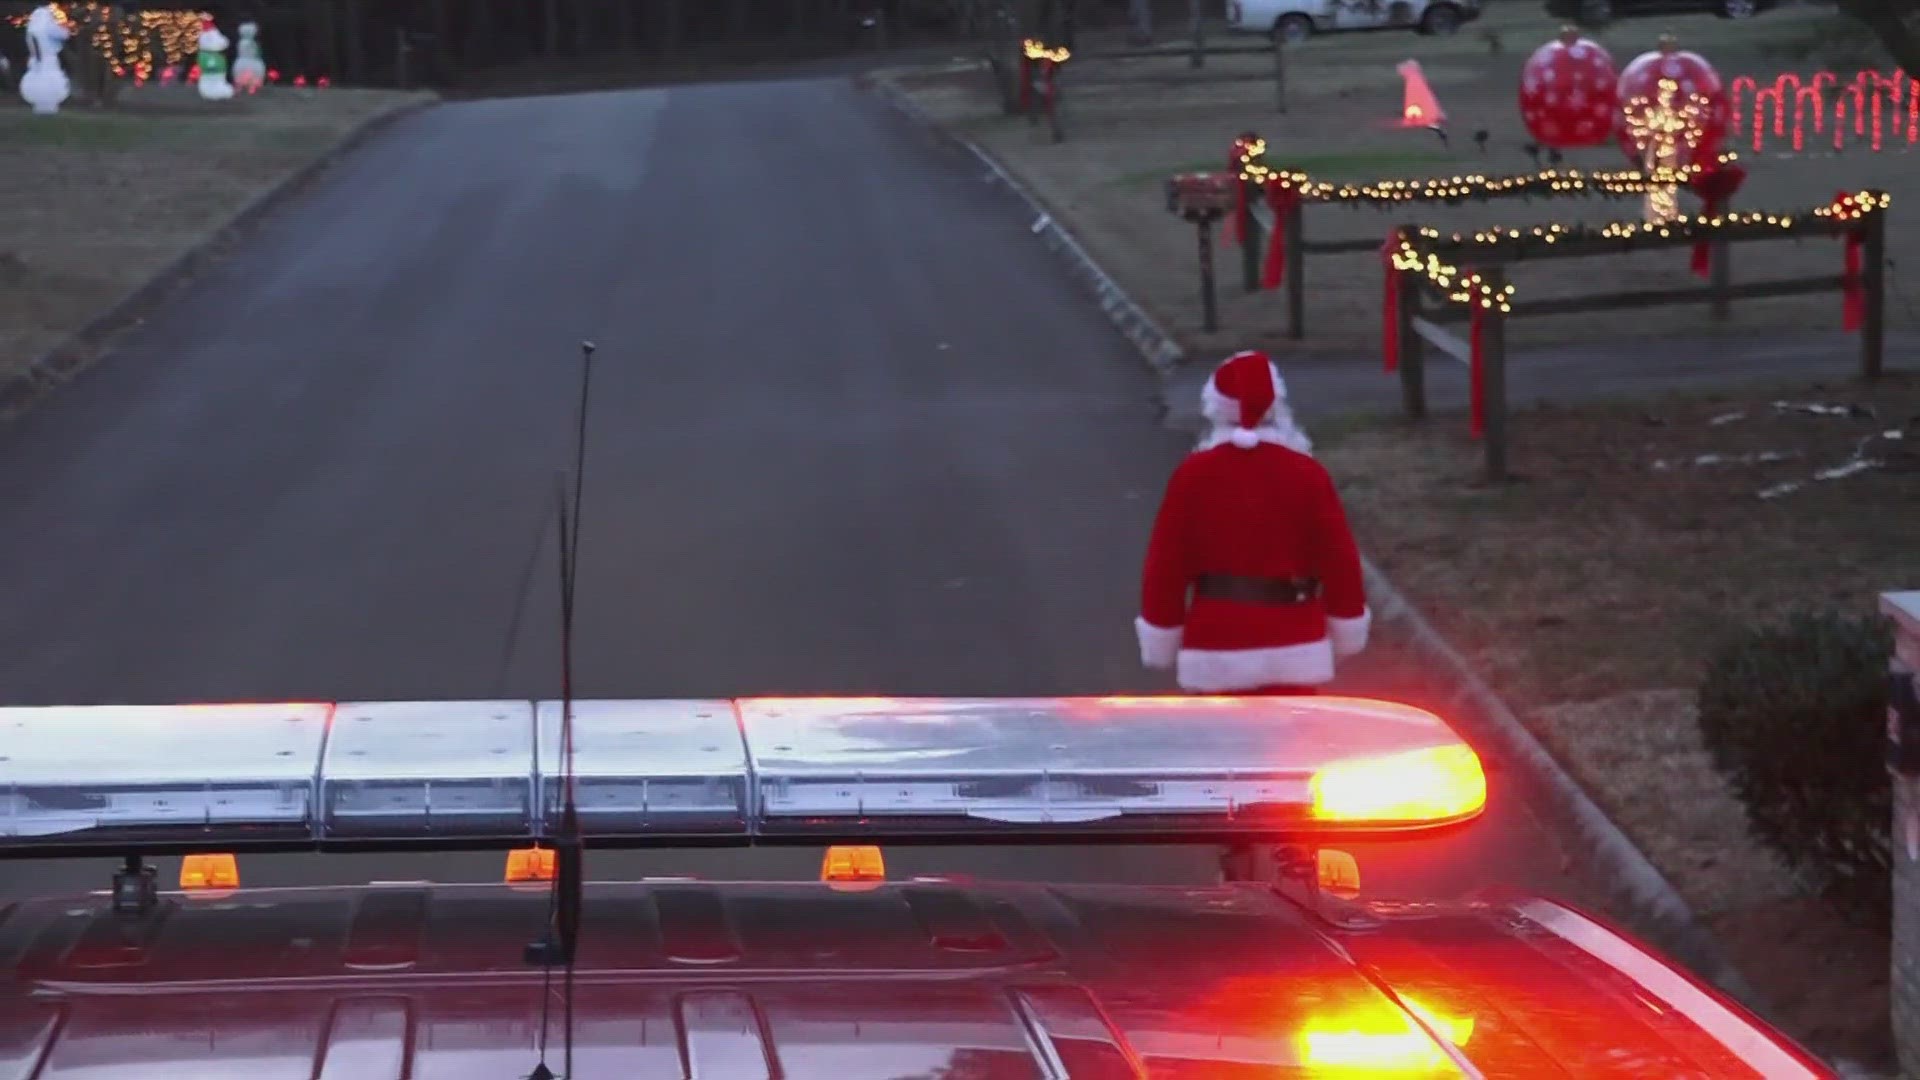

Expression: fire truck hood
xmin=0 ymin=879 xmax=1830 ymax=1078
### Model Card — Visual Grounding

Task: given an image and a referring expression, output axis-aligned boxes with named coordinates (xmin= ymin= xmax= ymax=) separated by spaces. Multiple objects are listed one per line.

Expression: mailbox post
xmin=1166 ymin=172 xmax=1238 ymax=334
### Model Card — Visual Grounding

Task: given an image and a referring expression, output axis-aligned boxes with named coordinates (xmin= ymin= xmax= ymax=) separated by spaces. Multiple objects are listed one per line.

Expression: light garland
xmin=1022 ymin=37 xmax=1070 ymax=63
xmin=1390 ymin=190 xmax=1889 ymax=310
xmin=6 ymin=4 xmax=204 ymax=82
xmin=1388 ymin=241 xmax=1517 ymax=312
xmin=1231 ymin=135 xmax=1740 ymax=207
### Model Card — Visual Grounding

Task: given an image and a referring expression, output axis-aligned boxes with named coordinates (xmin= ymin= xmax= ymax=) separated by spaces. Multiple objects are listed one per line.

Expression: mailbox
xmin=1168 ymin=172 xmax=1238 ymax=219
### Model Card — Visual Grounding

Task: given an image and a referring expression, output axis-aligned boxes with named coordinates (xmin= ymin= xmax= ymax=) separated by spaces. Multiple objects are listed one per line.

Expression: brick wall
xmin=1886 ymin=591 xmax=1920 ymax=1079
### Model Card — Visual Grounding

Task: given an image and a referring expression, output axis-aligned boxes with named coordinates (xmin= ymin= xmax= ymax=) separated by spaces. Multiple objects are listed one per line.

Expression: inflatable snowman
xmin=232 ymin=21 xmax=265 ymax=94
xmin=196 ymin=16 xmax=233 ymax=101
xmin=19 ymin=3 xmax=72 ymax=115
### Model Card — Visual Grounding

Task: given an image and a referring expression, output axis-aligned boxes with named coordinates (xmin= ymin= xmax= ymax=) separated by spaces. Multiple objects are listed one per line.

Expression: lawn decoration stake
xmin=1619 ymin=35 xmax=1723 ymax=225
xmin=1519 ymin=27 xmax=1617 ymax=148
xmin=233 ymin=21 xmax=265 ymax=94
xmin=19 ymin=3 xmax=71 ymax=115
xmin=196 ymin=15 xmax=232 ymax=101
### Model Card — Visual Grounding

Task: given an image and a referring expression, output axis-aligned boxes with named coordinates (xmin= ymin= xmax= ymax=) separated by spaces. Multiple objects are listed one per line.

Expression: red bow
xmin=1381 ymin=234 xmax=1402 ymax=372
xmin=1836 ymin=190 xmax=1866 ymax=332
xmin=1687 ymin=163 xmax=1747 ymax=278
xmin=1469 ymin=295 xmax=1486 ymax=440
xmin=1261 ymin=184 xmax=1299 ymax=289
xmin=1226 ymin=137 xmax=1256 ymax=245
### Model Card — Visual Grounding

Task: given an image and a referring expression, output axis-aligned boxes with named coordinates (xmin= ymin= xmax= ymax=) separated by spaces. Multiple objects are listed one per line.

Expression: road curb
xmin=0 ymin=94 xmax=440 ymax=420
xmin=868 ymin=72 xmax=1773 ymax=1013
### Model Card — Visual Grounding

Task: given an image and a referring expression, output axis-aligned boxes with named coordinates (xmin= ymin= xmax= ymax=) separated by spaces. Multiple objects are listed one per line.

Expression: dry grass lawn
xmin=891 ymin=8 xmax=1918 ymax=1070
xmin=0 ymin=83 xmax=432 ymax=383
xmin=1316 ymin=374 xmax=1920 ymax=1069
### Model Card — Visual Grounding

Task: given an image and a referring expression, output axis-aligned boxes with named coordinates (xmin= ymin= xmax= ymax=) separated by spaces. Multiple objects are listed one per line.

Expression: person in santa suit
xmin=1135 ymin=350 xmax=1370 ymax=694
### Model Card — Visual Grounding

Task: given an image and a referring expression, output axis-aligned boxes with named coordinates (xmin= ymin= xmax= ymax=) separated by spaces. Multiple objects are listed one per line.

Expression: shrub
xmin=1696 ymin=611 xmax=1892 ymax=915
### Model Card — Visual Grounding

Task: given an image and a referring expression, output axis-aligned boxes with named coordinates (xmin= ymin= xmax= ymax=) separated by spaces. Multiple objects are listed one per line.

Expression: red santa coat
xmin=1135 ymin=441 xmax=1370 ymax=691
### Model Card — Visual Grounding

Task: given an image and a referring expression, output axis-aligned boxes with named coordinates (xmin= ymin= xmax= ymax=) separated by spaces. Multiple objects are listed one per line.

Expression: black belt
xmin=1193 ymin=573 xmax=1322 ymax=605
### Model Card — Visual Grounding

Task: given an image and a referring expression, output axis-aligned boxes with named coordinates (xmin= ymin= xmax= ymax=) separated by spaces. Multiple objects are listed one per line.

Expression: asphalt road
xmin=0 ymin=79 xmax=1585 ymax=906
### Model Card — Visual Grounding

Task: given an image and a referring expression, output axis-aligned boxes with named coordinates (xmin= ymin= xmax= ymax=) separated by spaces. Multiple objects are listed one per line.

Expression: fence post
xmin=1188 ymin=0 xmax=1205 ymax=68
xmin=1197 ymin=216 xmax=1220 ymax=333
xmin=1241 ymin=178 xmax=1264 ymax=293
xmin=1398 ymin=271 xmax=1426 ymax=420
xmin=1864 ymin=208 xmax=1887 ymax=382
xmin=1284 ymin=197 xmax=1305 ymax=340
xmin=1044 ymin=63 xmax=1064 ymax=143
xmin=1482 ymin=267 xmax=1510 ymax=483
xmin=993 ymin=8 xmax=1020 ymax=114
xmin=1271 ymin=35 xmax=1287 ymax=113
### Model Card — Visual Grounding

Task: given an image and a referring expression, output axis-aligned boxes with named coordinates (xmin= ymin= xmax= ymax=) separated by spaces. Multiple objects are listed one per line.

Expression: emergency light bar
xmin=0 ymin=696 xmax=1485 ymax=856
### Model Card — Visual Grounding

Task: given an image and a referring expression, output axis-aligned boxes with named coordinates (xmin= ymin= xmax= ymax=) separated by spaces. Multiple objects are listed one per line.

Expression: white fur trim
xmin=1196 ymin=422 xmax=1313 ymax=455
xmin=1136 ymin=618 xmax=1183 ymax=669
xmin=1199 ymin=364 xmax=1313 ymax=455
xmin=1329 ymin=607 xmax=1372 ymax=658
xmin=1175 ymin=639 xmax=1336 ymax=692
xmin=1228 ymin=428 xmax=1260 ymax=449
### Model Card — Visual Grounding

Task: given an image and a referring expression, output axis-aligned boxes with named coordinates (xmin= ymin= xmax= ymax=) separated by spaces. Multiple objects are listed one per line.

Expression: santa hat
xmin=1198 ymin=351 xmax=1312 ymax=454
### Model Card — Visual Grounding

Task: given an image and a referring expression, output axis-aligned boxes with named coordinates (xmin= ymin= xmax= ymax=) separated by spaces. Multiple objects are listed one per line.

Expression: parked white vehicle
xmin=1226 ymin=0 xmax=1481 ymax=41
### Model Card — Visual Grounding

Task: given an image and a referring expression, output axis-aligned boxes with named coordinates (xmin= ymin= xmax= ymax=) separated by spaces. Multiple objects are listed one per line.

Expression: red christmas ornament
xmin=1616 ymin=35 xmax=1727 ymax=171
xmin=1518 ymin=27 xmax=1618 ymax=149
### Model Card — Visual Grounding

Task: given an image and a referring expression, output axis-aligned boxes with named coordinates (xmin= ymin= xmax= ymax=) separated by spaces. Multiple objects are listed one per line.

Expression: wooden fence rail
xmin=1173 ymin=133 xmax=1745 ymax=338
xmin=1385 ymin=191 xmax=1890 ymax=481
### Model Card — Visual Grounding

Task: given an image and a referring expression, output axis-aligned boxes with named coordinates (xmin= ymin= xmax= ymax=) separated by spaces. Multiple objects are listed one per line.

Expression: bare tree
xmin=1837 ymin=0 xmax=1920 ymax=73
xmin=1129 ymin=0 xmax=1153 ymax=43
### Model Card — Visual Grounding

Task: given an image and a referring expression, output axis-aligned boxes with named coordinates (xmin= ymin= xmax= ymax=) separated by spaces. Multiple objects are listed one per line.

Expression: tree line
xmin=2 ymin=0 xmax=1219 ymax=86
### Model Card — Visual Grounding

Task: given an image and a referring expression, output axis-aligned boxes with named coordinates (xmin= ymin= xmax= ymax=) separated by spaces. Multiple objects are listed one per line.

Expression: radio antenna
xmin=528 ymin=340 xmax=596 ymax=1080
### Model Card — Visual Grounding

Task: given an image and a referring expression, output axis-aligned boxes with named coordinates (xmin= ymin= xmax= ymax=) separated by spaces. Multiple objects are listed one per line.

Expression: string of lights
xmin=1389 ymin=190 xmax=1889 ymax=311
xmin=1022 ymin=38 xmax=1070 ymax=63
xmin=6 ymin=4 xmax=204 ymax=81
xmin=1621 ymin=76 xmax=1713 ymax=223
xmin=1230 ymin=135 xmax=1743 ymax=207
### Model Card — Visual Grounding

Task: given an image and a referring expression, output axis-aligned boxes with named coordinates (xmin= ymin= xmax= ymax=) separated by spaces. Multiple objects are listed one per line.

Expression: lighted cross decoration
xmin=1622 ymin=76 xmax=1710 ymax=224
xmin=1617 ymin=35 xmax=1723 ymax=226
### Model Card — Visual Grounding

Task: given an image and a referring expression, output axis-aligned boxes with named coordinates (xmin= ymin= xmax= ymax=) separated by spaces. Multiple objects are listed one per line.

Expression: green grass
xmin=0 ymin=111 xmax=172 ymax=151
xmin=0 ymin=103 xmax=348 ymax=156
xmin=250 ymin=123 xmax=343 ymax=152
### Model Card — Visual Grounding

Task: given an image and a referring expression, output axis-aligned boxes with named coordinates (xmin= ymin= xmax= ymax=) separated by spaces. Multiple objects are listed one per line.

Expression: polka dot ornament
xmin=1518 ymin=30 xmax=1618 ymax=149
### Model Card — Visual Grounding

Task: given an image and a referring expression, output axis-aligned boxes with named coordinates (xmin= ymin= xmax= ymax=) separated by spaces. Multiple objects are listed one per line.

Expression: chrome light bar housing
xmin=0 ymin=696 xmax=1482 ymax=855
